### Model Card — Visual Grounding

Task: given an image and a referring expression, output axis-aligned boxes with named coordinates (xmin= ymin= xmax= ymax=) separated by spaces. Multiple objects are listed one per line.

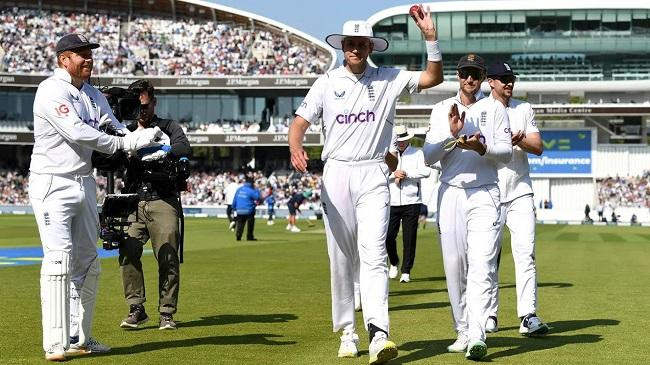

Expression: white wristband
xmin=426 ymin=40 xmax=442 ymax=62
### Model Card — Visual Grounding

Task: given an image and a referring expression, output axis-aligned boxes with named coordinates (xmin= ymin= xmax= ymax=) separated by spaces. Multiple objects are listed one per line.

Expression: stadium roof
xmin=367 ymin=0 xmax=650 ymax=25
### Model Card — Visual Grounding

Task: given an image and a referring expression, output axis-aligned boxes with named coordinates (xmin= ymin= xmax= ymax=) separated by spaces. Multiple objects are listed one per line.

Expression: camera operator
xmin=118 ymin=80 xmax=191 ymax=330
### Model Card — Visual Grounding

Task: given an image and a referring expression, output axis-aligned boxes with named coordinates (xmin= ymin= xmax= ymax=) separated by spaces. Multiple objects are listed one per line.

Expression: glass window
xmin=206 ymin=95 xmax=220 ymax=122
xmin=393 ymin=15 xmax=407 ymax=24
xmin=277 ymin=96 xmax=293 ymax=118
xmin=632 ymin=10 xmax=647 ymax=19
xmin=177 ymin=95 xmax=192 ymax=123
xmin=512 ymin=11 xmax=525 ymax=23
xmin=451 ymin=12 xmax=466 ymax=39
xmin=192 ymin=95 xmax=207 ymax=123
xmin=467 ymin=12 xmax=480 ymax=24
xmin=587 ymin=10 xmax=601 ymax=21
xmin=481 ymin=12 xmax=496 ymax=23
xmin=602 ymin=12 xmax=616 ymax=22
xmin=617 ymin=10 xmax=631 ymax=22
xmin=572 ymin=10 xmax=586 ymax=20
xmin=0 ymin=93 xmax=9 ymax=119
xmin=496 ymin=13 xmax=510 ymax=24
xmin=436 ymin=13 xmax=451 ymax=40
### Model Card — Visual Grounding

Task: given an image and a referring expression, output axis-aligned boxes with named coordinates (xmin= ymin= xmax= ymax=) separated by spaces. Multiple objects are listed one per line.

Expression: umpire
xmin=232 ymin=175 xmax=261 ymax=241
xmin=119 ymin=79 xmax=191 ymax=330
xmin=386 ymin=125 xmax=431 ymax=283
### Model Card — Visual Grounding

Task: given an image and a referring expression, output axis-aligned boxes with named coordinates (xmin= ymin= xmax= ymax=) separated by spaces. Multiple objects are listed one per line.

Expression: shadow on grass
xmin=95 ymin=333 xmax=296 ymax=356
xmin=498 ymin=282 xmax=574 ymax=290
xmin=408 ymin=276 xmax=446 ymax=283
xmin=394 ymin=319 xmax=619 ymax=363
xmin=390 ymin=301 xmax=449 ymax=312
xmin=389 ymin=288 xmax=447 ymax=297
xmin=180 ymin=313 xmax=298 ymax=328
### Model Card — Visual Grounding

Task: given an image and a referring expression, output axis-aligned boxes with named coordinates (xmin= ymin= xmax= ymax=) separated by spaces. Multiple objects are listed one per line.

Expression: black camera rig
xmin=99 ymin=193 xmax=139 ymax=250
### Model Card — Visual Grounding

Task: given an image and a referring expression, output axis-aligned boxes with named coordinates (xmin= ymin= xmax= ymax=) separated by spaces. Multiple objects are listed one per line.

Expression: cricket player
xmin=289 ymin=6 xmax=443 ymax=364
xmin=29 ymin=33 xmax=162 ymax=361
xmin=484 ymin=63 xmax=548 ymax=335
xmin=423 ymin=54 xmax=512 ymax=360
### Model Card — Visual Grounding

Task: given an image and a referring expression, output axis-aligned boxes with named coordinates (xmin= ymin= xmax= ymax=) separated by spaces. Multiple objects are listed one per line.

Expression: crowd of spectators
xmin=0 ymin=169 xmax=29 ymax=205
xmin=1 ymin=7 xmax=330 ymax=76
xmin=597 ymin=171 xmax=650 ymax=208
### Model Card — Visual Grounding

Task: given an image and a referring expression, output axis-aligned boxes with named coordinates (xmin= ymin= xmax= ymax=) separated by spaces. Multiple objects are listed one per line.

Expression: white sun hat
xmin=395 ymin=125 xmax=415 ymax=142
xmin=325 ymin=20 xmax=389 ymax=52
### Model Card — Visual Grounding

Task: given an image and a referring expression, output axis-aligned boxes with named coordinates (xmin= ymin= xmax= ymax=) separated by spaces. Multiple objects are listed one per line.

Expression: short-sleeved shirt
xmin=425 ymin=93 xmax=511 ymax=188
xmin=30 ymin=68 xmax=125 ymax=175
xmin=497 ymin=98 xmax=540 ymax=203
xmin=296 ymin=65 xmax=420 ymax=162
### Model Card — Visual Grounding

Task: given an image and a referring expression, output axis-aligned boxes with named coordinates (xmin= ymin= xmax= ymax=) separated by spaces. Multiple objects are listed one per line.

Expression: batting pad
xmin=78 ymin=257 xmax=100 ymax=345
xmin=40 ymin=250 xmax=70 ymax=352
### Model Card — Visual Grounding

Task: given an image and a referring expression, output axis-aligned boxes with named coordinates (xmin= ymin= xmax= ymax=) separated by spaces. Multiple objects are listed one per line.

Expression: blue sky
xmin=208 ymin=0 xmax=420 ymax=41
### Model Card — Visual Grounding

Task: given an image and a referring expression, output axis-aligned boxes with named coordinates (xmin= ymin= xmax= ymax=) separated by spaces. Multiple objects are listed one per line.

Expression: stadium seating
xmin=0 ymin=7 xmax=330 ymax=76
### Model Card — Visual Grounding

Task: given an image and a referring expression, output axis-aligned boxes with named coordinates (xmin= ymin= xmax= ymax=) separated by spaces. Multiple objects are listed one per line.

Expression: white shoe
xmin=267 ymin=220 xmax=274 ymax=225
xmin=486 ymin=316 xmax=498 ymax=333
xmin=388 ymin=265 xmax=398 ymax=279
xmin=286 ymin=224 xmax=292 ymax=230
xmin=229 ymin=221 xmax=236 ymax=230
xmin=290 ymin=226 xmax=301 ymax=233
xmin=67 ymin=337 xmax=111 ymax=354
xmin=354 ymin=290 xmax=362 ymax=311
xmin=446 ymin=333 xmax=469 ymax=353
xmin=45 ymin=344 xmax=65 ymax=361
xmin=368 ymin=332 xmax=398 ymax=365
xmin=337 ymin=330 xmax=359 ymax=358
xmin=399 ymin=273 xmax=410 ymax=283
xmin=465 ymin=339 xmax=487 ymax=360
xmin=519 ymin=314 xmax=549 ymax=335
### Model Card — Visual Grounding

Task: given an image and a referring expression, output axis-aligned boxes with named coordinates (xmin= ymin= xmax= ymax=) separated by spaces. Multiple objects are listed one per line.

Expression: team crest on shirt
xmin=334 ymin=90 xmax=346 ymax=99
xmin=367 ymin=85 xmax=375 ymax=101
xmin=480 ymin=111 xmax=487 ymax=126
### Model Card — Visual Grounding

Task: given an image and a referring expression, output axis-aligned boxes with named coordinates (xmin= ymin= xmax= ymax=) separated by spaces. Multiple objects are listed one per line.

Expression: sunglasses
xmin=458 ymin=68 xmax=484 ymax=80
xmin=494 ymin=75 xmax=516 ymax=84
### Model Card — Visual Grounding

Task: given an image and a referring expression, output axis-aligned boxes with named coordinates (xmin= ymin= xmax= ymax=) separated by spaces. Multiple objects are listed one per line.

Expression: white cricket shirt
xmin=497 ymin=98 xmax=540 ymax=203
xmin=423 ymin=92 xmax=512 ymax=189
xmin=296 ymin=65 xmax=420 ymax=162
xmin=389 ymin=145 xmax=431 ymax=206
xmin=30 ymin=68 xmax=125 ymax=175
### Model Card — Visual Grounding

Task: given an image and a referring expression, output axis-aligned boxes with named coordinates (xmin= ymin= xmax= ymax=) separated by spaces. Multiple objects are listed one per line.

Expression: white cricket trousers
xmin=29 ymin=173 xmax=100 ymax=351
xmin=321 ymin=159 xmax=391 ymax=334
xmin=437 ymin=183 xmax=501 ymax=342
xmin=488 ymin=194 xmax=538 ymax=318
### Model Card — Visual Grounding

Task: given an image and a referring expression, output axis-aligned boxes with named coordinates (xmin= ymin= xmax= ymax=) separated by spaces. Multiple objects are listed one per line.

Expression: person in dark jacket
xmin=119 ymin=79 xmax=191 ymax=331
xmin=232 ymin=176 xmax=261 ymax=241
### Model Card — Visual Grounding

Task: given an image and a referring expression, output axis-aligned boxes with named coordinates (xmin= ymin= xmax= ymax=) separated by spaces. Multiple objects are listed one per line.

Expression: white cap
xmin=325 ymin=20 xmax=389 ymax=52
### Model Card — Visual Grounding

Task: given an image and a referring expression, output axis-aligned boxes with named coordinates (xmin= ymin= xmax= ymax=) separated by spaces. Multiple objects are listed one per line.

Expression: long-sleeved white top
xmin=30 ymin=68 xmax=126 ymax=175
xmin=423 ymin=91 xmax=512 ymax=189
xmin=296 ymin=65 xmax=420 ymax=162
xmin=389 ymin=145 xmax=431 ymax=206
xmin=497 ymin=98 xmax=540 ymax=203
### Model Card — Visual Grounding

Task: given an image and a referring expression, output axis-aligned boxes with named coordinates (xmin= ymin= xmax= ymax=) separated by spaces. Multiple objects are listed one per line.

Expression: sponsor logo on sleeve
xmin=480 ymin=111 xmax=487 ymax=127
xmin=367 ymin=85 xmax=375 ymax=101
xmin=55 ymin=104 xmax=69 ymax=117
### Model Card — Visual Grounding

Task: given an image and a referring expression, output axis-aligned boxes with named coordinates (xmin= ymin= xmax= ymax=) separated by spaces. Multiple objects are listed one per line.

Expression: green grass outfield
xmin=0 ymin=215 xmax=648 ymax=364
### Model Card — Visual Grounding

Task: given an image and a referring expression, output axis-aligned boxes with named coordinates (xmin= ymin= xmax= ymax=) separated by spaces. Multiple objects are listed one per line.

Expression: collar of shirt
xmin=53 ymin=68 xmax=74 ymax=84
xmin=454 ymin=88 xmax=485 ymax=105
xmin=331 ymin=64 xmax=376 ymax=83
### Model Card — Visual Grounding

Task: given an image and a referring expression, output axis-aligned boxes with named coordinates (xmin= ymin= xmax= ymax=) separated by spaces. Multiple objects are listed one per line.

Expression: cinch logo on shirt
xmin=335 ymin=110 xmax=376 ymax=124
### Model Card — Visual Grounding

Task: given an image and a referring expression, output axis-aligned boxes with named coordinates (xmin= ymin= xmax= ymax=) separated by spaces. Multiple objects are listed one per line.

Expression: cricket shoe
xmin=286 ymin=224 xmax=292 ymax=230
xmin=486 ymin=316 xmax=498 ymax=333
xmin=290 ymin=226 xmax=301 ymax=233
xmin=267 ymin=220 xmax=274 ymax=225
xmin=388 ymin=265 xmax=398 ymax=279
xmin=368 ymin=332 xmax=398 ymax=364
xmin=120 ymin=304 xmax=149 ymax=329
xmin=519 ymin=313 xmax=549 ymax=335
xmin=67 ymin=337 xmax=111 ymax=354
xmin=45 ymin=344 xmax=65 ymax=361
xmin=229 ymin=221 xmax=236 ymax=231
xmin=338 ymin=330 xmax=359 ymax=358
xmin=447 ymin=333 xmax=469 ymax=353
xmin=159 ymin=313 xmax=177 ymax=330
xmin=399 ymin=273 xmax=410 ymax=283
xmin=465 ymin=339 xmax=487 ymax=360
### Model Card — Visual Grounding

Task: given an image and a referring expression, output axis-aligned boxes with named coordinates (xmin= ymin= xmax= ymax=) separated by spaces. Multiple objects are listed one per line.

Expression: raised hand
xmin=410 ymin=4 xmax=437 ymax=41
xmin=448 ymin=103 xmax=465 ymax=137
